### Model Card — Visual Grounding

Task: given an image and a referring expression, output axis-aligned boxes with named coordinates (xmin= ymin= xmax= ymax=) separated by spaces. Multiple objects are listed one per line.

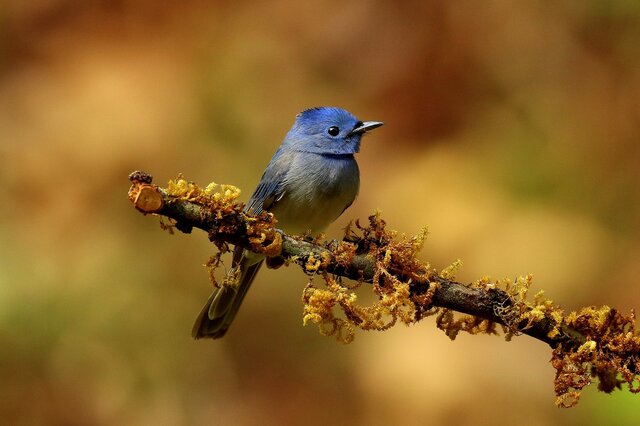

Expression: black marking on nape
xmin=297 ymin=107 xmax=323 ymax=117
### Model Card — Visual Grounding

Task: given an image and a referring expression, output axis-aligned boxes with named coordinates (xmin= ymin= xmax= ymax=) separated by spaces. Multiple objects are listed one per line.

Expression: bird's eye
xmin=327 ymin=126 xmax=340 ymax=137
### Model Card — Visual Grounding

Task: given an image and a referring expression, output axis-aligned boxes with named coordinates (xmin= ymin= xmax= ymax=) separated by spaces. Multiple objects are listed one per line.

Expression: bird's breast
xmin=273 ymin=153 xmax=360 ymax=234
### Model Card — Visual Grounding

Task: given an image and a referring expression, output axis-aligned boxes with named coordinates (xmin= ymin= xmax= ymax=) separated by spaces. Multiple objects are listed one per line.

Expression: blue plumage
xmin=192 ymin=107 xmax=383 ymax=339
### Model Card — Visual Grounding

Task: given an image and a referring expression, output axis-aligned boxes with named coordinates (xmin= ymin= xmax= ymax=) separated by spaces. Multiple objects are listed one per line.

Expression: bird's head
xmin=282 ymin=107 xmax=383 ymax=155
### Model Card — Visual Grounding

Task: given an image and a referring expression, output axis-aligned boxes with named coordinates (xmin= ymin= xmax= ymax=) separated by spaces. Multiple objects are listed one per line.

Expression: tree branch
xmin=128 ymin=170 xmax=640 ymax=407
xmin=127 ymin=170 xmax=583 ymax=349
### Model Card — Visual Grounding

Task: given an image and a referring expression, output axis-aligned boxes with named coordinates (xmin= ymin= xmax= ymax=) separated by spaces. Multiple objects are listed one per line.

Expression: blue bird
xmin=192 ymin=107 xmax=383 ymax=339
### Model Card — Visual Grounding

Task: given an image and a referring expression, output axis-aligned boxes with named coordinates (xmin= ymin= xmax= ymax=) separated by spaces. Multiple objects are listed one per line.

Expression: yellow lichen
xmin=156 ymin=177 xmax=640 ymax=408
xmin=262 ymin=232 xmax=283 ymax=257
xmin=547 ymin=328 xmax=560 ymax=339
xmin=166 ymin=177 xmax=243 ymax=227
xmin=167 ymin=176 xmax=241 ymax=205
xmin=165 ymin=175 xmax=282 ymax=297
xmin=435 ymin=309 xmax=498 ymax=340
xmin=301 ymin=214 xmax=433 ymax=343
xmin=302 ymin=278 xmax=356 ymax=344
xmin=411 ymin=226 xmax=429 ymax=251
xmin=332 ymin=241 xmax=357 ymax=269
xmin=302 ymin=272 xmax=416 ymax=344
xmin=440 ymin=259 xmax=463 ymax=279
xmin=203 ymin=182 xmax=218 ymax=194
xmin=305 ymin=254 xmax=322 ymax=273
xmin=551 ymin=306 xmax=640 ymax=407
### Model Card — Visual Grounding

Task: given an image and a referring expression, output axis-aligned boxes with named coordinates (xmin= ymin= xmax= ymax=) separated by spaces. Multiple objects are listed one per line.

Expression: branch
xmin=127 ymin=171 xmax=580 ymax=348
xmin=127 ymin=170 xmax=640 ymax=408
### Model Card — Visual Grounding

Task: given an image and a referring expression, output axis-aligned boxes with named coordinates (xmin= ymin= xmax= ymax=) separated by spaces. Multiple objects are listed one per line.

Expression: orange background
xmin=1 ymin=1 xmax=639 ymax=425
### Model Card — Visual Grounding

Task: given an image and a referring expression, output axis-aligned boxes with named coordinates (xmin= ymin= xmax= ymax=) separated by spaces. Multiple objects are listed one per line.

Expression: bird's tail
xmin=191 ymin=247 xmax=263 ymax=339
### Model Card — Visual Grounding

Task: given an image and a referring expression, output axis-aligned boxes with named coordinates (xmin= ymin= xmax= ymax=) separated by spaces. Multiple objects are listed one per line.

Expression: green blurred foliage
xmin=0 ymin=1 xmax=639 ymax=425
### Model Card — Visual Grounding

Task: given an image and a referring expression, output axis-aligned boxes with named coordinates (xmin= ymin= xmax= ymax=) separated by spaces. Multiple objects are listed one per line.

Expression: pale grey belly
xmin=272 ymin=155 xmax=359 ymax=235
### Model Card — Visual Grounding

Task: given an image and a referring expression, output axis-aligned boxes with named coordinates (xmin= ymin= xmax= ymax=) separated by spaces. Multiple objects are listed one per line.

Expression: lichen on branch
xmin=128 ymin=170 xmax=640 ymax=407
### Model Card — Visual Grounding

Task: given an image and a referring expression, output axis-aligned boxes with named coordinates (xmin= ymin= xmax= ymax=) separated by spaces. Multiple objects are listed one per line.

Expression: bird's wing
xmin=246 ymin=180 xmax=283 ymax=214
xmin=245 ymin=148 xmax=291 ymax=215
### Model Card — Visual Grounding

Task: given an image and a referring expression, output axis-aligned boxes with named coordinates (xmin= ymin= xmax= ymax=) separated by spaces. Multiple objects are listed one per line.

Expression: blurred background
xmin=1 ymin=0 xmax=639 ymax=425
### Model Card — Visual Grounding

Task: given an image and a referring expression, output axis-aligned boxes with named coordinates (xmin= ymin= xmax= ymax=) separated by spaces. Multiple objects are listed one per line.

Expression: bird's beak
xmin=348 ymin=121 xmax=384 ymax=137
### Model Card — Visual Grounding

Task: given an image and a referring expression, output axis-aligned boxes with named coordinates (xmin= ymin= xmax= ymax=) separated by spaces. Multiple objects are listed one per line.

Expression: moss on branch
xmin=128 ymin=170 xmax=640 ymax=407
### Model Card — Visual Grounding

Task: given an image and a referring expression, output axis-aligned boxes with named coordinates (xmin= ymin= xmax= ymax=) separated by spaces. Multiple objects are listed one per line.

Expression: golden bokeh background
xmin=1 ymin=1 xmax=639 ymax=425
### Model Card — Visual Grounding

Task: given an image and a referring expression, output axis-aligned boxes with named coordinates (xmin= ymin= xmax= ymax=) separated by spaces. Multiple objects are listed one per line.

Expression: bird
xmin=192 ymin=107 xmax=383 ymax=339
